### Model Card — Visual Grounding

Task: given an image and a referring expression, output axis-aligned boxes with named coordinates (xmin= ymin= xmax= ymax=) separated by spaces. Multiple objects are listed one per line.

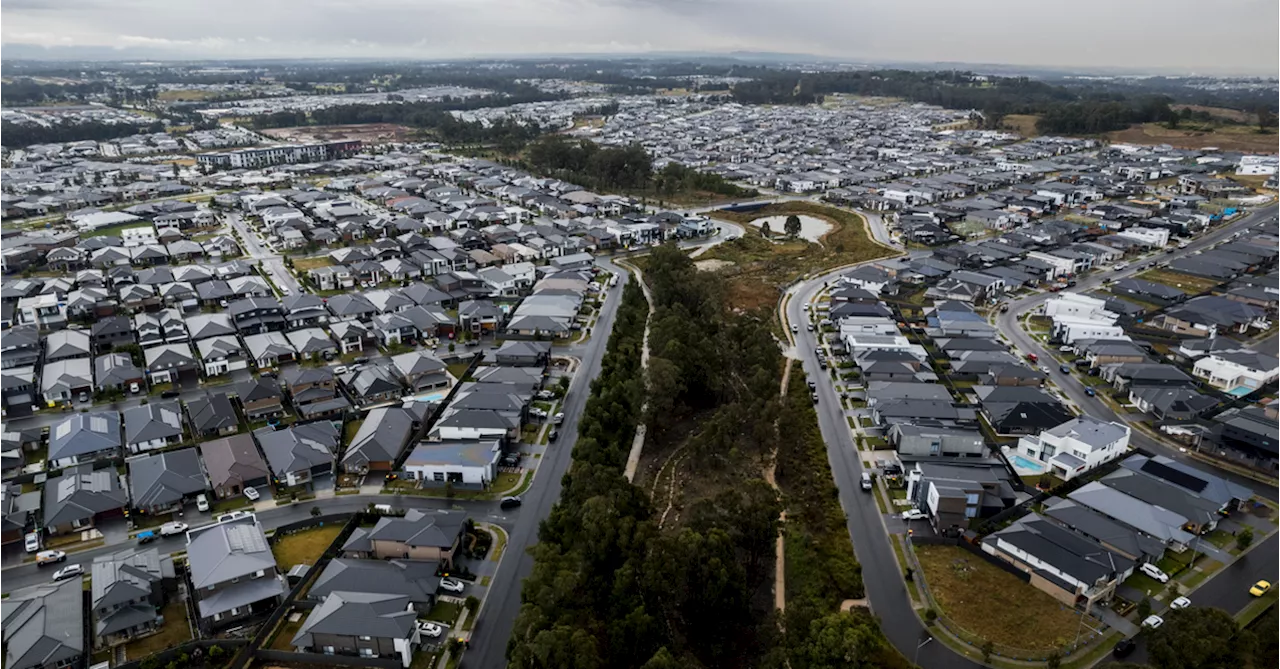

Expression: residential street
xmin=227 ymin=212 xmax=302 ymax=294
xmin=995 ymin=203 xmax=1279 ymax=502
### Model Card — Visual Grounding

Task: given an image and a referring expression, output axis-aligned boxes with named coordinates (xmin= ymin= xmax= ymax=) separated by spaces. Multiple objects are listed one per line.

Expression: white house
xmin=1117 ymin=227 xmax=1171 ymax=248
xmin=1192 ymin=350 xmax=1280 ymax=392
xmin=196 ymin=335 xmax=249 ymax=377
xmin=843 ymin=334 xmax=929 ymax=362
xmin=1016 ymin=416 xmax=1131 ymax=481
xmin=1052 ymin=317 xmax=1126 ymax=345
xmin=402 ymin=439 xmax=501 ymax=487
xmin=1043 ymin=293 xmax=1115 ymax=322
xmin=1026 ymin=251 xmax=1077 ymax=278
xmin=1237 ymin=155 xmax=1278 ymax=176
xmin=120 ymin=225 xmax=159 ymax=248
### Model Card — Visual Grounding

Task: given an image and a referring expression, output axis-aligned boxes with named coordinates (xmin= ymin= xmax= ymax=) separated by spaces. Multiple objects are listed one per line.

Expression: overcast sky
xmin=3 ymin=0 xmax=1277 ymax=75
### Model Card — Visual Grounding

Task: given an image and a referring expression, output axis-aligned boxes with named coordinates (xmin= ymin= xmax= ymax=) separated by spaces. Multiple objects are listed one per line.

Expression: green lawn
xmin=424 ymin=600 xmax=462 ymax=624
xmin=122 ymin=600 xmax=191 ymax=661
xmin=271 ymin=524 xmax=344 ymax=570
xmin=210 ymin=496 xmax=252 ymax=514
xmin=447 ymin=361 xmax=473 ymax=381
xmin=1137 ymin=269 xmax=1223 ymax=295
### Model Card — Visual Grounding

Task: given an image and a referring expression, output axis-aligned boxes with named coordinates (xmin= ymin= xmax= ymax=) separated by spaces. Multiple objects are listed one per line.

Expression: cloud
xmin=1 ymin=0 xmax=1275 ymax=75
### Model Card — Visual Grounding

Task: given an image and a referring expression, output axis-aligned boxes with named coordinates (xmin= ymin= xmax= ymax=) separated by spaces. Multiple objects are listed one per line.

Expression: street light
xmin=914 ymin=634 xmax=933 ymax=667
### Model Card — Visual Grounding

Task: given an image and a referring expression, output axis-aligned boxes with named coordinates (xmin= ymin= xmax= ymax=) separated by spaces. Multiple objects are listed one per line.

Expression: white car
xmin=35 ymin=550 xmax=66 ymax=566
xmin=1140 ymin=562 xmax=1170 ymax=583
xmin=1170 ymin=596 xmax=1191 ymax=610
xmin=552 ymin=412 xmax=564 ymax=425
xmin=244 ymin=486 xmax=261 ymax=501
xmin=333 ymin=365 xmax=349 ymax=375
xmin=1142 ymin=615 xmax=1164 ymax=629
xmin=52 ymin=564 xmax=83 ymax=582
xmin=24 ymin=531 xmax=40 ymax=553
xmin=417 ymin=621 xmax=444 ymax=638
xmin=215 ymin=510 xmax=251 ymax=524
xmin=159 ymin=522 xmax=188 ymax=537
xmin=791 ymin=324 xmax=799 ymax=333
xmin=196 ymin=494 xmax=210 ymax=512
xmin=129 ymin=381 xmax=141 ymax=394
xmin=900 ymin=509 xmax=927 ymax=521
xmin=439 ymin=577 xmax=465 ymax=593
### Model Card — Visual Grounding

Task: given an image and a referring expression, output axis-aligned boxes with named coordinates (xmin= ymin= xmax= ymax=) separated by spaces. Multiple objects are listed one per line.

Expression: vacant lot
xmin=702 ymin=202 xmax=897 ymax=312
xmin=157 ymin=89 xmax=224 ymax=102
xmin=915 ymin=544 xmax=1085 ymax=652
xmin=271 ymin=524 xmax=344 ymax=570
xmin=261 ymin=123 xmax=416 ymax=145
xmin=1107 ymin=123 xmax=1278 ymax=154
xmin=1001 ymin=114 xmax=1042 ymax=137
xmin=1137 ymin=269 xmax=1224 ymax=295
xmin=292 ymin=256 xmax=333 ymax=271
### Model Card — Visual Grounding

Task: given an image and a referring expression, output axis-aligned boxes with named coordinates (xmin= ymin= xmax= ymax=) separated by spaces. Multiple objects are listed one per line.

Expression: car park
xmin=35 ymin=550 xmax=66 ymax=566
xmin=52 ymin=564 xmax=83 ymax=582
xmin=439 ymin=578 xmax=465 ymax=593
xmin=160 ymin=521 xmax=188 ymax=537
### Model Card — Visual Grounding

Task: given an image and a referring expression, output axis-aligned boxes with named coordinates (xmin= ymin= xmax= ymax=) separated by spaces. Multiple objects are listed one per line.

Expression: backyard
xmin=122 ymin=600 xmax=192 ymax=661
xmin=271 ymin=524 xmax=345 ymax=570
xmin=1137 ymin=269 xmax=1223 ymax=295
xmin=915 ymin=544 xmax=1089 ymax=653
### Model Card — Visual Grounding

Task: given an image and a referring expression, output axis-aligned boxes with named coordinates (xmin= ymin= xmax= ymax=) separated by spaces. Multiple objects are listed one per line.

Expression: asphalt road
xmin=995 ymin=204 xmax=1279 ymax=502
xmin=228 ymin=212 xmax=302 ymax=294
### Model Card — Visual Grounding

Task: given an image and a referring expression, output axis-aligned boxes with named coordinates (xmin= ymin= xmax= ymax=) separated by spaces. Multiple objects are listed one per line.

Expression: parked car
xmin=417 ymin=621 xmax=444 ymax=638
xmin=333 ymin=365 xmax=349 ymax=375
xmin=439 ymin=578 xmax=465 ymax=593
xmin=52 ymin=564 xmax=83 ymax=582
xmin=500 ymin=496 xmax=522 ymax=509
xmin=161 ymin=390 xmax=180 ymax=399
xmin=999 ymin=304 xmax=1009 ymax=313
xmin=1141 ymin=615 xmax=1164 ymax=629
xmin=244 ymin=486 xmax=261 ymax=501
xmin=160 ymin=522 xmax=188 ymax=537
xmin=535 ymin=390 xmax=555 ymax=400
xmin=129 ymin=381 xmax=141 ymax=394
xmin=811 ymin=392 xmax=819 ymax=403
xmin=35 ymin=550 xmax=66 ymax=567
xmin=215 ymin=510 xmax=251 ymax=524
xmin=1057 ymin=345 xmax=1074 ymax=352
xmin=78 ymin=391 xmax=90 ymax=403
xmin=900 ymin=509 xmax=927 ymax=521
xmin=1250 ymin=580 xmax=1271 ymax=596
xmin=552 ymin=412 xmax=564 ymax=425
xmin=1170 ymin=596 xmax=1191 ymax=610
xmin=1112 ymin=639 xmax=1136 ymax=658
xmin=24 ymin=532 xmax=40 ymax=553
xmin=791 ymin=324 xmax=799 ymax=334
xmin=807 ymin=380 xmax=816 ymax=391
xmin=137 ymin=531 xmax=157 ymax=545
xmin=196 ymin=494 xmax=210 ymax=512
xmin=549 ymin=430 xmax=559 ymax=442
xmin=1140 ymin=563 xmax=1170 ymax=583
xmin=1059 ymin=364 xmax=1071 ymax=373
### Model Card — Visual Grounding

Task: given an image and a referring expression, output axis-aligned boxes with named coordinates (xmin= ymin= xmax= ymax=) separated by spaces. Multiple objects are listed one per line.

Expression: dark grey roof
xmin=1119 ymin=454 xmax=1252 ymax=506
xmin=1043 ymin=498 xmax=1165 ymax=560
xmin=1 ymin=579 xmax=84 ymax=669
xmin=187 ymin=393 xmax=239 ymax=433
xmin=187 ymin=517 xmax=285 ymax=618
xmin=255 ymin=422 xmax=338 ymax=475
xmin=122 ymin=402 xmax=183 ymax=445
xmin=993 ymin=514 xmax=1133 ymax=585
xmin=49 ymin=412 xmax=121 ymax=462
xmin=91 ymin=548 xmax=173 ymax=635
xmin=308 ymin=558 xmax=440 ymax=604
xmin=128 ymin=448 xmax=207 ymax=509
xmin=42 ymin=465 xmax=127 ymax=529
xmin=343 ymin=407 xmax=415 ymax=467
xmin=293 ymin=591 xmax=417 ymax=648
xmin=365 ymin=508 xmax=462 ymax=549
xmin=198 ymin=434 xmax=270 ymax=492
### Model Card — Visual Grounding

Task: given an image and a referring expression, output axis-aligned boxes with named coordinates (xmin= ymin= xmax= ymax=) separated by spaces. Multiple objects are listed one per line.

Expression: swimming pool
xmin=1226 ymin=386 xmax=1256 ymax=398
xmin=1011 ymin=454 xmax=1046 ymax=473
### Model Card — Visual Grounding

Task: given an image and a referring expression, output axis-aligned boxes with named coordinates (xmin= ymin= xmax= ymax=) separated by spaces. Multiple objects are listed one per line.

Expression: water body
xmin=750 ymin=214 xmax=833 ymax=244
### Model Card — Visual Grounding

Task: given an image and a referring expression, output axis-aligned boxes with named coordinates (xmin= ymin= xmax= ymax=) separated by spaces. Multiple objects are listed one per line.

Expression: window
xmin=360 ymin=648 xmax=375 ymax=658
xmin=214 ymin=613 xmax=222 ymax=622
xmin=323 ymin=646 xmax=335 ymax=655
xmin=231 ymin=607 xmax=240 ymax=616
xmin=360 ymin=635 xmax=372 ymax=641
xmin=447 ymin=472 xmax=464 ymax=483
xmin=433 ymin=472 xmax=445 ymax=482
xmin=254 ymin=570 xmax=265 ymax=578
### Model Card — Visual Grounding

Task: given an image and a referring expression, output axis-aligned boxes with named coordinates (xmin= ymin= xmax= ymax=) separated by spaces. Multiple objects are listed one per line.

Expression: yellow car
xmin=1249 ymin=580 xmax=1271 ymax=597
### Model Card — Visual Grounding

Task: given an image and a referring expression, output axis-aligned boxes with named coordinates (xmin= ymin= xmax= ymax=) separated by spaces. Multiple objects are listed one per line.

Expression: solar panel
xmin=89 ymin=416 xmax=109 ymax=433
xmin=55 ymin=421 xmax=72 ymax=440
xmin=226 ymin=524 xmax=267 ymax=553
xmin=1141 ymin=460 xmax=1207 ymax=493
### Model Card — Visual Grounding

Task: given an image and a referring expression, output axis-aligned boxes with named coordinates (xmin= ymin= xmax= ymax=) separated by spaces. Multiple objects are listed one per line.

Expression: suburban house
xmin=94 ymin=353 xmax=145 ymax=393
xmin=1192 ymin=349 xmax=1280 ymax=393
xmin=41 ymin=358 xmax=93 ymax=404
xmin=887 ymin=424 xmax=986 ymax=458
xmin=1 ymin=580 xmax=85 ymax=669
xmin=493 ymin=340 xmax=551 ymax=367
xmin=1068 ymin=482 xmax=1196 ymax=551
xmin=291 ymin=592 xmax=420 ymax=667
xmin=255 ymin=422 xmax=338 ymax=487
xmin=90 ymin=548 xmax=175 ymax=647
xmin=122 ymin=402 xmax=185 ymax=454
xmin=42 ymin=465 xmax=128 ymax=535
xmin=187 ymin=392 xmax=240 ymax=438
xmin=904 ymin=459 xmax=1018 ymax=532
xmin=342 ymin=406 xmax=419 ymax=474
xmin=402 ymin=439 xmax=502 ymax=487
xmin=984 ymin=513 xmax=1133 ymax=611
xmin=307 ymin=558 xmax=440 ymax=613
xmin=391 ymin=350 xmax=454 ymax=392
xmin=235 ymin=378 xmax=286 ymax=421
xmin=199 ymin=434 xmax=271 ymax=499
xmin=128 ymin=447 xmax=208 ymax=515
xmin=143 ymin=343 xmax=198 ymax=385
xmin=283 ymin=367 xmax=349 ymax=420
xmin=49 ymin=412 xmax=122 ymax=469
xmin=197 ymin=335 xmax=249 ymax=377
xmin=243 ymin=332 xmax=297 ymax=369
xmin=1043 ymin=498 xmax=1167 ymax=563
xmin=340 ymin=509 xmax=465 ymax=568
xmin=187 ymin=516 xmax=288 ymax=629
xmin=341 ymin=366 xmax=404 ymax=406
xmin=1014 ymin=416 xmax=1131 ymax=481
xmin=1128 ymin=386 xmax=1218 ymax=421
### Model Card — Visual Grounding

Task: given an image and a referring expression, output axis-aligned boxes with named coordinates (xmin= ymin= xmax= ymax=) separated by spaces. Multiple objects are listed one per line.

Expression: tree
xmin=465 ymin=595 xmax=480 ymax=612
xmin=1146 ymin=607 xmax=1252 ymax=669
xmin=1236 ymin=527 xmax=1254 ymax=551
xmin=1137 ymin=597 xmax=1152 ymax=621
xmin=784 ymin=214 xmax=802 ymax=238
xmin=310 ymin=505 xmax=321 ymax=517
xmin=795 ymin=611 xmax=886 ymax=669
xmin=760 ymin=221 xmax=772 ymax=237
xmin=1045 ymin=650 xmax=1062 ymax=669
xmin=982 ymin=640 xmax=995 ymax=663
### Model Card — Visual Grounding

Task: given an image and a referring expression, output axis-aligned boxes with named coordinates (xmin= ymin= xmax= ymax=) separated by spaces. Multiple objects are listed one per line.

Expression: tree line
xmin=1 ymin=119 xmax=166 ymax=148
xmin=524 ymin=135 xmax=754 ymax=197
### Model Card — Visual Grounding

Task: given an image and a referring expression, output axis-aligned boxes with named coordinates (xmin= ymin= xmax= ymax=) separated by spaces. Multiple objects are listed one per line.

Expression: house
xmin=493 ymin=340 xmax=551 ymax=367
xmin=282 ymin=294 xmax=329 ymax=330
xmin=128 ymin=447 xmax=208 ymax=515
xmin=1068 ymin=482 xmax=1195 ymax=550
xmin=187 ymin=392 xmax=240 ymax=438
xmin=235 ymin=378 xmax=285 ymax=421
xmin=283 ymin=367 xmax=349 ymax=421
xmin=1119 ymin=454 xmax=1251 ymax=510
xmin=983 ymin=514 xmax=1133 ymax=611
xmin=186 ymin=516 xmax=287 ymax=628
xmin=887 ymin=424 xmax=986 ymax=458
xmin=339 ymin=508 xmax=464 ymax=568
xmin=49 ymin=412 xmax=122 ymax=469
xmin=904 ymin=459 xmax=1018 ymax=532
xmin=391 ymin=351 xmax=454 ymax=393
xmin=341 ymin=365 xmax=404 ymax=406
xmin=1192 ymin=349 xmax=1280 ymax=393
xmin=199 ymin=434 xmax=271 ymax=500
xmin=1100 ymin=469 xmax=1224 ymax=533
xmin=342 ymin=407 xmax=419 ymax=474
xmin=143 ymin=343 xmax=198 ymax=385
xmin=1129 ymin=386 xmax=1218 ymax=422
xmin=974 ymin=386 xmax=1076 ymax=436
xmin=94 ymin=353 xmax=144 ymax=392
xmin=403 ymin=439 xmax=502 ymax=487
xmin=1015 ymin=416 xmax=1131 ymax=481
xmin=307 ymin=558 xmax=440 ymax=611
xmin=122 ymin=402 xmax=184 ymax=454
xmin=242 ymin=332 xmax=296 ymax=369
xmin=91 ymin=548 xmax=175 ymax=647
xmin=329 ymin=320 xmax=371 ymax=355
xmin=42 ymin=465 xmax=128 ymax=534
xmin=228 ymin=297 xmax=285 ymax=334
xmin=1155 ymin=295 xmax=1268 ymax=336
xmin=1043 ymin=498 xmax=1166 ymax=562
xmin=197 ymin=335 xmax=249 ymax=377
xmin=91 ymin=316 xmax=135 ymax=353
xmin=255 ymin=422 xmax=338 ymax=487
xmin=41 ymin=358 xmax=93 ymax=404
xmin=1 ymin=580 xmax=85 ymax=669
xmin=291 ymin=592 xmax=419 ymax=667
xmin=285 ymin=328 xmax=338 ymax=362
xmin=1 ymin=325 xmax=41 ymax=370
xmin=1211 ymin=405 xmax=1278 ymax=472
xmin=186 ymin=313 xmax=237 ymax=342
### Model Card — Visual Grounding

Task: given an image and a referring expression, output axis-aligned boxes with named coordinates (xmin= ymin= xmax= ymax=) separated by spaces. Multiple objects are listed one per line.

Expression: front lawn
xmin=271 ymin=524 xmax=344 ymax=570
xmin=915 ymin=544 xmax=1086 ymax=653
xmin=122 ymin=600 xmax=192 ymax=661
xmin=424 ymin=600 xmax=462 ymax=624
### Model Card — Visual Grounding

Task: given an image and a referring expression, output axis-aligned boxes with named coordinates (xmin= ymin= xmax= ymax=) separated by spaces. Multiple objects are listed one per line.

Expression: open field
xmin=1107 ymin=123 xmax=1279 ymax=154
xmin=157 ymin=89 xmax=226 ymax=102
xmin=701 ymin=202 xmax=897 ymax=312
xmin=1170 ymin=104 xmax=1257 ymax=124
xmin=261 ymin=123 xmax=417 ymax=145
xmin=291 ymin=256 xmax=333 ymax=271
xmin=1137 ymin=269 xmax=1224 ymax=295
xmin=271 ymin=524 xmax=344 ymax=570
xmin=1001 ymin=114 xmax=1041 ymax=137
xmin=915 ymin=544 xmax=1088 ymax=652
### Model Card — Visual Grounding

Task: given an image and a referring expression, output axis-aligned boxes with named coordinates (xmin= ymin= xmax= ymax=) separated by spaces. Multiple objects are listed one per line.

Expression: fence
xmin=903 ymin=536 xmax=1107 ymax=662
xmin=254 ymin=649 xmax=404 ymax=669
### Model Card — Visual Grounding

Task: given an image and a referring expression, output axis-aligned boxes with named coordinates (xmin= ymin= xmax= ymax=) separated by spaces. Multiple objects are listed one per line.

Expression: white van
xmin=860 ymin=472 xmax=873 ymax=491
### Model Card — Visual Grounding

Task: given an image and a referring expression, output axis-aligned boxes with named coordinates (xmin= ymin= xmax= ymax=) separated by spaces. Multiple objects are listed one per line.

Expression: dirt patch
xmin=694 ymin=259 xmax=734 ymax=272
xmin=1000 ymin=114 xmax=1041 ymax=137
xmin=260 ymin=123 xmax=416 ymax=145
xmin=1107 ymin=123 xmax=1279 ymax=154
